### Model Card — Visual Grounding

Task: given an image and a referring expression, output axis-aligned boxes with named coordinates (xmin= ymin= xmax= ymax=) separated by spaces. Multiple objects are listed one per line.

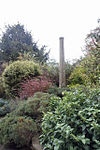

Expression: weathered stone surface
xmin=32 ymin=134 xmax=42 ymax=150
xmin=59 ymin=37 xmax=66 ymax=88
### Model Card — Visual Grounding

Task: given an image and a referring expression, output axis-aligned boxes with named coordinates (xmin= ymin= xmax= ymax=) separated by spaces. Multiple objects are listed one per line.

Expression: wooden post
xmin=59 ymin=37 xmax=66 ymax=88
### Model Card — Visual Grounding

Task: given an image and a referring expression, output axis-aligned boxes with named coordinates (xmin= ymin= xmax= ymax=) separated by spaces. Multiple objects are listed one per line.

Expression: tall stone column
xmin=59 ymin=37 xmax=66 ymax=88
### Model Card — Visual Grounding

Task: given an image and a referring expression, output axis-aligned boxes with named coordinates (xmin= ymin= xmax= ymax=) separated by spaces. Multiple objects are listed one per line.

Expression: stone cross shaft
xmin=59 ymin=37 xmax=66 ymax=88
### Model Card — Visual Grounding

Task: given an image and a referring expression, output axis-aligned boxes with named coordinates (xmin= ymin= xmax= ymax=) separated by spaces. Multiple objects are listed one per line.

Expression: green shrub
xmin=0 ymin=92 xmax=52 ymax=148
xmin=11 ymin=92 xmax=52 ymax=133
xmin=0 ymin=98 xmax=8 ymax=107
xmin=19 ymin=76 xmax=51 ymax=99
xmin=2 ymin=60 xmax=41 ymax=98
xmin=40 ymin=88 xmax=100 ymax=150
xmin=7 ymin=99 xmax=19 ymax=112
xmin=0 ymin=104 xmax=10 ymax=117
xmin=0 ymin=77 xmax=6 ymax=98
xmin=42 ymin=60 xmax=73 ymax=86
xmin=14 ymin=92 xmax=52 ymax=117
xmin=48 ymin=86 xmax=69 ymax=97
xmin=69 ymin=56 xmax=100 ymax=87
xmin=68 ymin=65 xmax=89 ymax=85
xmin=0 ymin=115 xmax=37 ymax=147
xmin=0 ymin=99 xmax=10 ymax=116
xmin=0 ymin=99 xmax=19 ymax=117
xmin=0 ymin=62 xmax=7 ymax=76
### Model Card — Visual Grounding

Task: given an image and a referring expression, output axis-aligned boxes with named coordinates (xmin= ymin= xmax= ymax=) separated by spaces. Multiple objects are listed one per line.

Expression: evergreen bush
xmin=13 ymin=92 xmax=52 ymax=132
xmin=0 ymin=99 xmax=10 ymax=116
xmin=14 ymin=92 xmax=52 ymax=117
xmin=0 ymin=77 xmax=6 ymax=98
xmin=40 ymin=88 xmax=100 ymax=150
xmin=0 ymin=98 xmax=8 ymax=107
xmin=0 ymin=104 xmax=10 ymax=117
xmin=0 ymin=92 xmax=52 ymax=148
xmin=0 ymin=115 xmax=37 ymax=147
xmin=2 ymin=60 xmax=41 ymax=98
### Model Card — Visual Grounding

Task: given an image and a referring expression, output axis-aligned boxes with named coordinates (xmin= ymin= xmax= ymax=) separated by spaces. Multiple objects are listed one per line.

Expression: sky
xmin=0 ymin=0 xmax=100 ymax=62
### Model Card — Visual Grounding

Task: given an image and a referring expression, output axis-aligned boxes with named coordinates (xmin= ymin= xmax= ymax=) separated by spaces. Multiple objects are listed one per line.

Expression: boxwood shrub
xmin=2 ymin=60 xmax=41 ymax=98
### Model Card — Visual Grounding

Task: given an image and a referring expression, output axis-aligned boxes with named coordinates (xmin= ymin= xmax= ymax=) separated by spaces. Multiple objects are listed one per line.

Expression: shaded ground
xmin=0 ymin=145 xmax=31 ymax=150
xmin=0 ymin=134 xmax=42 ymax=150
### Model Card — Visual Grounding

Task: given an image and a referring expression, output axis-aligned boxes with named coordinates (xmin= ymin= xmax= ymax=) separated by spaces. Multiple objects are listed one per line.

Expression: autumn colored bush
xmin=19 ymin=76 xmax=52 ymax=99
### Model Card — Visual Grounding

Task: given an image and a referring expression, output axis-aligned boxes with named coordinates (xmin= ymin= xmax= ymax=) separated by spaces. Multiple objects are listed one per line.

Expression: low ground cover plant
xmin=0 ymin=115 xmax=37 ymax=147
xmin=40 ymin=88 xmax=100 ymax=150
xmin=0 ymin=92 xmax=52 ymax=148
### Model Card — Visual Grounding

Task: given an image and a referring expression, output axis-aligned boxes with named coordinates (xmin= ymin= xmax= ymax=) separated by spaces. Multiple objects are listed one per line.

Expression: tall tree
xmin=85 ymin=25 xmax=100 ymax=62
xmin=34 ymin=45 xmax=49 ymax=64
xmin=0 ymin=23 xmax=49 ymax=63
xmin=74 ymin=23 xmax=100 ymax=86
xmin=84 ymin=24 xmax=100 ymax=81
xmin=69 ymin=22 xmax=100 ymax=86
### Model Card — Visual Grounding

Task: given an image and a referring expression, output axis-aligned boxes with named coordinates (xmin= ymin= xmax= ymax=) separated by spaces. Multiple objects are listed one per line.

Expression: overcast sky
xmin=0 ymin=0 xmax=100 ymax=62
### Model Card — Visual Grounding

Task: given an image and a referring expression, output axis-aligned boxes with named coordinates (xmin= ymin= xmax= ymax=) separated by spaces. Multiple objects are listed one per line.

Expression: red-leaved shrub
xmin=19 ymin=76 xmax=52 ymax=99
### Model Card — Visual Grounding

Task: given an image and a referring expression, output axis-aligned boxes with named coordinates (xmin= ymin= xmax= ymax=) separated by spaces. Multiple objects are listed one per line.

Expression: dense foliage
xmin=0 ymin=21 xmax=100 ymax=150
xmin=0 ymin=104 xmax=10 ymax=117
xmin=0 ymin=23 xmax=49 ymax=63
xmin=0 ymin=115 xmax=37 ymax=147
xmin=0 ymin=23 xmax=33 ymax=62
xmin=0 ymin=99 xmax=7 ymax=107
xmin=2 ymin=60 xmax=41 ymax=98
xmin=0 ymin=77 xmax=5 ymax=98
xmin=69 ymin=25 xmax=100 ymax=87
xmin=0 ymin=92 xmax=52 ymax=148
xmin=40 ymin=88 xmax=100 ymax=150
xmin=0 ymin=99 xmax=12 ymax=116
xmin=69 ymin=53 xmax=100 ymax=86
xmin=69 ymin=65 xmax=87 ymax=85
xmin=48 ymin=86 xmax=69 ymax=98
xmin=43 ymin=60 xmax=73 ymax=86
xmin=13 ymin=92 xmax=52 ymax=118
xmin=19 ymin=76 xmax=51 ymax=99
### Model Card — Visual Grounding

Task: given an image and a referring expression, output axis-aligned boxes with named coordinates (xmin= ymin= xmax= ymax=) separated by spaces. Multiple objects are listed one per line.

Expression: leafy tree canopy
xmin=84 ymin=22 xmax=100 ymax=63
xmin=0 ymin=23 xmax=49 ymax=63
xmin=69 ymin=22 xmax=100 ymax=86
